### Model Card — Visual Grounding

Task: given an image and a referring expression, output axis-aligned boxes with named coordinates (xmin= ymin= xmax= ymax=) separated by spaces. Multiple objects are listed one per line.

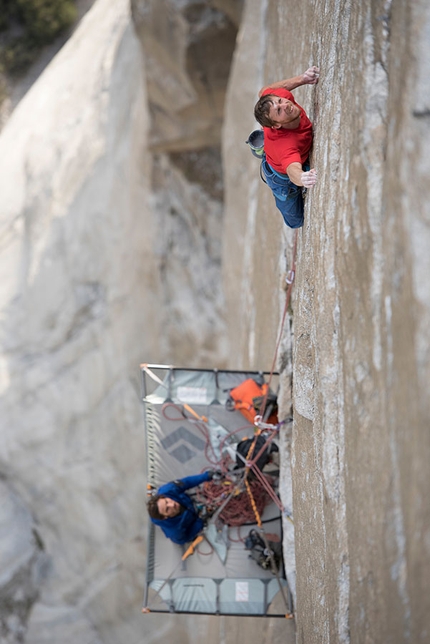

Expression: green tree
xmin=0 ymin=0 xmax=77 ymax=74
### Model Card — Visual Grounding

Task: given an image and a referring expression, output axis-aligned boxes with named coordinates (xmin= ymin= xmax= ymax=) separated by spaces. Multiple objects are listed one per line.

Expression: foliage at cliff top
xmin=0 ymin=0 xmax=77 ymax=75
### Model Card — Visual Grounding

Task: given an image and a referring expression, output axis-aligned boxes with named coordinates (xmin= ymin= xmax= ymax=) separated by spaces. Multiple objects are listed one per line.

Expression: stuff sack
xmin=225 ymin=378 xmax=278 ymax=424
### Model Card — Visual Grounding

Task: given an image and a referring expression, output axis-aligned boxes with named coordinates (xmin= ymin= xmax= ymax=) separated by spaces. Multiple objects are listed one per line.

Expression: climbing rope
xmin=197 ymin=477 xmax=270 ymax=526
xmin=255 ymin=228 xmax=299 ymax=423
xmin=237 ymin=227 xmax=300 ymax=517
xmin=161 ymin=399 xmax=285 ymax=521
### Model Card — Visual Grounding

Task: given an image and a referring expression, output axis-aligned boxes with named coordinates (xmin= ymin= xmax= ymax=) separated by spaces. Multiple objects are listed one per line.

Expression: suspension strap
xmin=182 ymin=534 xmax=204 ymax=560
xmin=140 ymin=363 xmax=168 ymax=387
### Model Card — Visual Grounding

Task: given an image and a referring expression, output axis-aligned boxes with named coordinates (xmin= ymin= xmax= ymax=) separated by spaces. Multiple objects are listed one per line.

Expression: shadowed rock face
xmin=131 ymin=0 xmax=245 ymax=371
xmin=132 ymin=0 xmax=241 ymax=152
xmin=0 ymin=481 xmax=44 ymax=642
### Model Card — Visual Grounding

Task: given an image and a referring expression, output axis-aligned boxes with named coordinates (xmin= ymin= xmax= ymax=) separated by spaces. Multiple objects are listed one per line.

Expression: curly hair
xmin=254 ymin=94 xmax=278 ymax=128
xmin=147 ymin=495 xmax=164 ymax=520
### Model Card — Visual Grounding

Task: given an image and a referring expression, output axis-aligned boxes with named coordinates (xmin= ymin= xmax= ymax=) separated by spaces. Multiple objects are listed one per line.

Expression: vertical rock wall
xmin=221 ymin=0 xmax=297 ymax=613
xmin=222 ymin=0 xmax=293 ymax=372
xmin=222 ymin=0 xmax=430 ymax=643
xmin=0 ymin=1 xmax=163 ymax=642
xmin=291 ymin=1 xmax=430 ymax=642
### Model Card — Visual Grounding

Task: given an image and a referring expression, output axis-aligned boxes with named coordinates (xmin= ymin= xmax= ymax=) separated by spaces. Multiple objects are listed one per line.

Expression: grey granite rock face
xmin=130 ymin=0 xmax=241 ymax=371
xmin=222 ymin=0 xmax=430 ymax=642
xmin=0 ymin=481 xmax=45 ymax=642
xmin=150 ymin=152 xmax=228 ymax=367
xmin=0 ymin=0 xmax=162 ymax=641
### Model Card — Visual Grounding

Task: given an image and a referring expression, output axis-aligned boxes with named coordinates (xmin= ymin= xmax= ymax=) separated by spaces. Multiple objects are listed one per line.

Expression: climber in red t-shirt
xmin=253 ymin=66 xmax=319 ymax=228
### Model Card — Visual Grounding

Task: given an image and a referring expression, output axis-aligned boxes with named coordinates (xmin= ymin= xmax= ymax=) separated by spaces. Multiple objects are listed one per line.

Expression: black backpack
xmin=244 ymin=529 xmax=282 ymax=572
xmin=236 ymin=435 xmax=278 ymax=472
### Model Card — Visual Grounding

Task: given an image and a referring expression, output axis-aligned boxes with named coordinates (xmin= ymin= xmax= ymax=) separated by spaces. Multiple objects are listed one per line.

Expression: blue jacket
xmin=151 ymin=472 xmax=211 ymax=545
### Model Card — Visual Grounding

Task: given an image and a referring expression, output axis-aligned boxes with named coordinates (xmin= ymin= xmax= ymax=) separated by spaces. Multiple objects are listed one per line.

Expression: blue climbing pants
xmin=261 ymin=159 xmax=310 ymax=229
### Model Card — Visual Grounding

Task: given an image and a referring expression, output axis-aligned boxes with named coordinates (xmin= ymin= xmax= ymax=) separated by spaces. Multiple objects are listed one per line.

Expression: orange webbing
xmin=245 ymin=477 xmax=262 ymax=528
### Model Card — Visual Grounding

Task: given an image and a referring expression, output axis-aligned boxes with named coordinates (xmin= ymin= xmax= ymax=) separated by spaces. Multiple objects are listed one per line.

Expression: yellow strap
xmin=245 ymin=478 xmax=262 ymax=528
xmin=183 ymin=403 xmax=208 ymax=424
xmin=182 ymin=534 xmax=204 ymax=560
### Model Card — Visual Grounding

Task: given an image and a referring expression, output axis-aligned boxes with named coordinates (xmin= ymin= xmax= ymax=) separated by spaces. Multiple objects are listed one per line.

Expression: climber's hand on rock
xmin=302 ymin=66 xmax=320 ymax=84
xmin=301 ymin=169 xmax=317 ymax=188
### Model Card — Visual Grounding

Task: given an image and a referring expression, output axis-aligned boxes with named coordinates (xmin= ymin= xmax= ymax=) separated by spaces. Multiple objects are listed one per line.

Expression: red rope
xmin=250 ymin=462 xmax=283 ymax=511
xmin=197 ymin=480 xmax=270 ymax=526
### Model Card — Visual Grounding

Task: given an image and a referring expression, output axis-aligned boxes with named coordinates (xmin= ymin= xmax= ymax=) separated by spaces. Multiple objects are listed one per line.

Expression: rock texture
xmin=222 ymin=0 xmax=430 ymax=643
xmin=0 ymin=0 xmax=279 ymax=642
xmin=0 ymin=0 xmax=98 ymax=132
xmin=150 ymin=151 xmax=228 ymax=366
xmin=132 ymin=0 xmax=241 ymax=152
xmin=0 ymin=481 xmax=44 ymax=643
xmin=0 ymin=1 xmax=162 ymax=642
xmin=132 ymin=0 xmax=243 ymax=369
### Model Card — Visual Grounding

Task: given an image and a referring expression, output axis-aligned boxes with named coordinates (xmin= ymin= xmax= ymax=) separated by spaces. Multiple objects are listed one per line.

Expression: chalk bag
xmin=246 ymin=129 xmax=265 ymax=158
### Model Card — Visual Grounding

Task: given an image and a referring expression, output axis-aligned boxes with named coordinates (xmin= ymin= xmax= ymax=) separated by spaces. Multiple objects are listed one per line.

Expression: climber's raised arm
xmin=258 ymin=66 xmax=320 ymax=97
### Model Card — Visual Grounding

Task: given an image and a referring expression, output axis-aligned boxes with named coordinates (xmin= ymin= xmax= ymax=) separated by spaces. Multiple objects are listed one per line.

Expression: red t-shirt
xmin=262 ymin=88 xmax=313 ymax=174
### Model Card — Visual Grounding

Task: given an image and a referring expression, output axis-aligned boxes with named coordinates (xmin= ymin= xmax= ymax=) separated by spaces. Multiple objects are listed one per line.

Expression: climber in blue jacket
xmin=147 ymin=471 xmax=213 ymax=545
